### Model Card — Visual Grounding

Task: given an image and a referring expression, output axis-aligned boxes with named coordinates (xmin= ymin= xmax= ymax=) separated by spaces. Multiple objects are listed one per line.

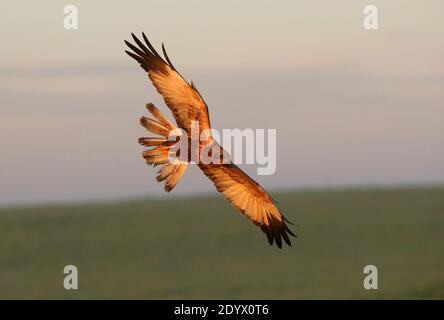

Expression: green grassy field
xmin=1 ymin=187 xmax=443 ymax=299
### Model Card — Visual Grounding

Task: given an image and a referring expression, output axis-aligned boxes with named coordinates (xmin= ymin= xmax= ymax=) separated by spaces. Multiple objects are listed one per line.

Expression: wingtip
xmin=161 ymin=42 xmax=176 ymax=70
xmin=262 ymin=215 xmax=297 ymax=248
xmin=283 ymin=215 xmax=294 ymax=225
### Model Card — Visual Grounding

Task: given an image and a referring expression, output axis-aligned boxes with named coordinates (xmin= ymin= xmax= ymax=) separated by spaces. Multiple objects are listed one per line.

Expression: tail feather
xmin=138 ymin=137 xmax=168 ymax=147
xmin=146 ymin=103 xmax=176 ymax=131
xmin=164 ymin=163 xmax=187 ymax=192
xmin=140 ymin=116 xmax=170 ymax=136
xmin=156 ymin=163 xmax=177 ymax=182
xmin=142 ymin=147 xmax=170 ymax=165
xmin=139 ymin=103 xmax=188 ymax=192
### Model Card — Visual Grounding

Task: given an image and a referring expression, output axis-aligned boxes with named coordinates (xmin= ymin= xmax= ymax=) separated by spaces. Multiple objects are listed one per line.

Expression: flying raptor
xmin=124 ymin=33 xmax=295 ymax=248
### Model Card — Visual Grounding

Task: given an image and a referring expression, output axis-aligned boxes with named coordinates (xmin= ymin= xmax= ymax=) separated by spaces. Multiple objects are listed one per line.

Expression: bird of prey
xmin=124 ymin=33 xmax=295 ymax=248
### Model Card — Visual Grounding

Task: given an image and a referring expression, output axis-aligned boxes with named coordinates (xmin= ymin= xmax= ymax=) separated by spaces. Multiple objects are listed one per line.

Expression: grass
xmin=0 ymin=186 xmax=443 ymax=299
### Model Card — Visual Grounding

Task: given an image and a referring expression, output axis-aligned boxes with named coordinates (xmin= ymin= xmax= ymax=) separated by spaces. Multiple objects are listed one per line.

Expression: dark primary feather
xmin=124 ymin=33 xmax=171 ymax=75
xmin=162 ymin=43 xmax=176 ymax=71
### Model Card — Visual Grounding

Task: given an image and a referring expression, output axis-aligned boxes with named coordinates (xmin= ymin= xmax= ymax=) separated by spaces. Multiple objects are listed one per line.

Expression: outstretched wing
xmin=124 ymin=33 xmax=212 ymax=136
xmin=200 ymin=163 xmax=296 ymax=248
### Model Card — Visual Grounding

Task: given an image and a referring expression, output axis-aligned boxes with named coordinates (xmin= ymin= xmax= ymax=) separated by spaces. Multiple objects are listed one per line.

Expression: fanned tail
xmin=139 ymin=103 xmax=188 ymax=192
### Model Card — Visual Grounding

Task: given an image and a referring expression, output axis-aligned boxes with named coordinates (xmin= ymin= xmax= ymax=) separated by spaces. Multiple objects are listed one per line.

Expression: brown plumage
xmin=125 ymin=33 xmax=296 ymax=248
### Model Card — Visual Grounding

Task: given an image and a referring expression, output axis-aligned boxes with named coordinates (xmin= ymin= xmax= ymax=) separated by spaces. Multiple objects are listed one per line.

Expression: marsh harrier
xmin=125 ymin=33 xmax=295 ymax=248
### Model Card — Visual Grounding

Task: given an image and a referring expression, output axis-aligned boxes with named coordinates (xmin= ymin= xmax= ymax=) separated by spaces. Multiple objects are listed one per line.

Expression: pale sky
xmin=1 ymin=1 xmax=443 ymax=205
